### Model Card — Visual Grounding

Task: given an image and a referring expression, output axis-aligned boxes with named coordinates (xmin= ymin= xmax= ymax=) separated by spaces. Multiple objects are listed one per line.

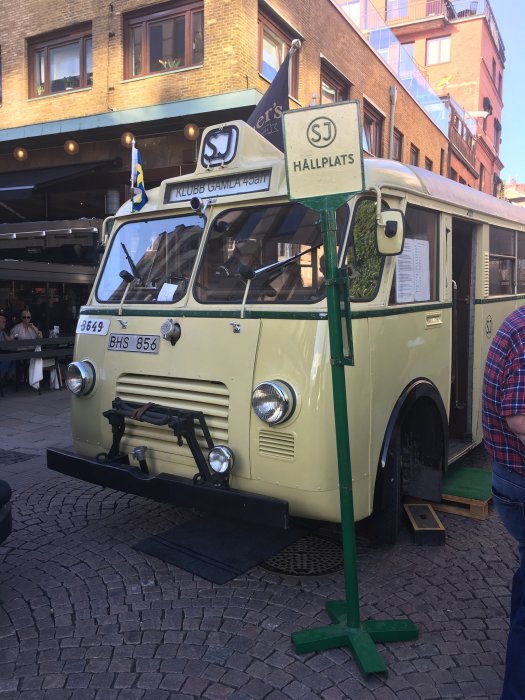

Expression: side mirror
xmin=376 ymin=209 xmax=405 ymax=256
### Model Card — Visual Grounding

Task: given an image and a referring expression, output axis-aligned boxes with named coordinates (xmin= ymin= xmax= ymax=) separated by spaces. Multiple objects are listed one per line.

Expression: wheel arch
xmin=373 ymin=377 xmax=448 ymax=513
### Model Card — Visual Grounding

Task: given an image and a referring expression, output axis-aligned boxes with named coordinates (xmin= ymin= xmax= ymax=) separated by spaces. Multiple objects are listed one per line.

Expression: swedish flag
xmin=131 ymin=142 xmax=148 ymax=211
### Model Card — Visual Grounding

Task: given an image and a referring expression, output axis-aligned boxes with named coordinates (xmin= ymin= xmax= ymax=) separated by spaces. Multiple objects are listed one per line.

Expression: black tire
xmin=371 ymin=428 xmax=402 ymax=545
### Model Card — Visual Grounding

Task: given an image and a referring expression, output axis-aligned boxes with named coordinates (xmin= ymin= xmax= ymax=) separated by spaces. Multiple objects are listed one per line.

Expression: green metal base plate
xmin=292 ymin=600 xmax=418 ymax=678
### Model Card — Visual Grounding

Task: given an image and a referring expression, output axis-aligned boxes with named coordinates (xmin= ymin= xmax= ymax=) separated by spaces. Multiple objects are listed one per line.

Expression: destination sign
xmin=165 ymin=169 xmax=272 ymax=203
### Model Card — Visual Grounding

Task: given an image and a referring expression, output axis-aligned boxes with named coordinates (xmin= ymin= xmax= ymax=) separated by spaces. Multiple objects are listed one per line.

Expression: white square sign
xmin=283 ymin=101 xmax=364 ymax=204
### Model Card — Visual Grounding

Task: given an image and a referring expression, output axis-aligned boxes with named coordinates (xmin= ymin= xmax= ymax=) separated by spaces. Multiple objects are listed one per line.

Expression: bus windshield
xmin=96 ymin=214 xmax=205 ymax=303
xmin=195 ymin=202 xmax=349 ymax=304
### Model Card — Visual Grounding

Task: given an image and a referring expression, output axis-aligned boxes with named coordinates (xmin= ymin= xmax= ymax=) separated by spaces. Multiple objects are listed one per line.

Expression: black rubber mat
xmin=133 ymin=516 xmax=306 ymax=584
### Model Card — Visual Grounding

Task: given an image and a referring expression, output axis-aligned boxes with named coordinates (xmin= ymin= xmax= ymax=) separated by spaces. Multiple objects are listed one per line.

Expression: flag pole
xmin=130 ymin=138 xmax=137 ymax=213
xmin=289 ymin=38 xmax=301 ymax=55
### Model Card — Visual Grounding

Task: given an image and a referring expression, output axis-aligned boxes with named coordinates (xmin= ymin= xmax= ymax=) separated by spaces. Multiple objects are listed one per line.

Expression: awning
xmin=0 ymin=160 xmax=116 ymax=201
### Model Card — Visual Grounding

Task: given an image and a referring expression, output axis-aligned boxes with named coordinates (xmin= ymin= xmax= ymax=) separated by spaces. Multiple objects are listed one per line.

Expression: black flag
xmin=247 ymin=42 xmax=300 ymax=151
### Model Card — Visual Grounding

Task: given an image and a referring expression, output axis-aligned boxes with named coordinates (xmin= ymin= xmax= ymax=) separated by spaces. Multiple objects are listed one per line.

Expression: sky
xmin=493 ymin=0 xmax=525 ymax=183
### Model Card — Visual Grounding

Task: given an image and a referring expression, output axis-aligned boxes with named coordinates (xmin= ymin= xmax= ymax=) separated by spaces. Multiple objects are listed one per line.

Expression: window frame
xmin=425 ymin=35 xmax=451 ymax=66
xmin=390 ymin=205 xmax=440 ymax=305
xmin=488 ymin=226 xmax=524 ymax=296
xmin=258 ymin=12 xmax=298 ymax=99
xmin=28 ymin=24 xmax=92 ymax=98
xmin=320 ymin=64 xmax=349 ymax=104
xmin=362 ymin=101 xmax=384 ymax=157
xmin=410 ymin=143 xmax=420 ymax=166
xmin=393 ymin=129 xmax=403 ymax=161
xmin=123 ymin=1 xmax=203 ymax=80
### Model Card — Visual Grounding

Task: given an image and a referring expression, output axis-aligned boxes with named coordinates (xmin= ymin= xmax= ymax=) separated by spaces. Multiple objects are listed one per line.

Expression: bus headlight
xmin=208 ymin=446 xmax=234 ymax=474
xmin=66 ymin=361 xmax=96 ymax=396
xmin=251 ymin=380 xmax=296 ymax=425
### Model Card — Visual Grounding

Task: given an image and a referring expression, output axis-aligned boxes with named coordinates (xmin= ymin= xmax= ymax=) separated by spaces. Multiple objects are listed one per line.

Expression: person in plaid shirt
xmin=482 ymin=306 xmax=525 ymax=700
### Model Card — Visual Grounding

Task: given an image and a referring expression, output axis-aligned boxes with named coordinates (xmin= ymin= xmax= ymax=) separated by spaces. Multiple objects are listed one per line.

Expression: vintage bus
xmin=48 ymin=120 xmax=525 ymax=543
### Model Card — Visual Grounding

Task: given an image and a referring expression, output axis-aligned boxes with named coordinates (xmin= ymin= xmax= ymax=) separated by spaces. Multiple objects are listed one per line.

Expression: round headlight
xmin=251 ymin=380 xmax=296 ymax=425
xmin=66 ymin=361 xmax=96 ymax=396
xmin=208 ymin=446 xmax=234 ymax=474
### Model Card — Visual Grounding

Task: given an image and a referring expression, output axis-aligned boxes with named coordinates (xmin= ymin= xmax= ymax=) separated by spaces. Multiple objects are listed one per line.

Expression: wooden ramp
xmin=432 ymin=492 xmax=491 ymax=520
xmin=406 ymin=465 xmax=492 ymax=529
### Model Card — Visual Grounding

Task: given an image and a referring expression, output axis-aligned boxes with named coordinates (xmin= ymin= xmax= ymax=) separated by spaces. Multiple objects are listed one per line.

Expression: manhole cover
xmin=260 ymin=533 xmax=343 ymax=576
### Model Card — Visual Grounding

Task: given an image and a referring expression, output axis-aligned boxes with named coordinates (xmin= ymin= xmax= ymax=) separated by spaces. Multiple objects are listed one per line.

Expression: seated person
xmin=10 ymin=310 xmax=43 ymax=341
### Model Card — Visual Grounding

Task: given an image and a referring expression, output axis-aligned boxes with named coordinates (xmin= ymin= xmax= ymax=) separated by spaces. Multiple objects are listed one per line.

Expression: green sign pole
xmin=291 ymin=205 xmax=418 ymax=677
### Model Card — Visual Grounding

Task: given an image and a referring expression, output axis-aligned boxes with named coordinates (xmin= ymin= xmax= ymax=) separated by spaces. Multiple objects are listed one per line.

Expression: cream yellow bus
xmin=48 ymin=120 xmax=525 ymax=544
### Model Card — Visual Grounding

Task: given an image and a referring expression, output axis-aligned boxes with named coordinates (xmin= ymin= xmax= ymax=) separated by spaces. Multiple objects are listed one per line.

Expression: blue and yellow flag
xmin=131 ymin=142 xmax=148 ymax=211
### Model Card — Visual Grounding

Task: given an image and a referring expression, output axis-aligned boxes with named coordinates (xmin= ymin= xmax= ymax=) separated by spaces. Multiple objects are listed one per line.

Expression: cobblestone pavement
xmin=0 ymin=385 xmax=511 ymax=699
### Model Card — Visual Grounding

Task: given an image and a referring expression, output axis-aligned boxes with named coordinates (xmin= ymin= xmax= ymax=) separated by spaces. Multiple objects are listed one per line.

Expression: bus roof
xmin=364 ymin=158 xmax=525 ymax=227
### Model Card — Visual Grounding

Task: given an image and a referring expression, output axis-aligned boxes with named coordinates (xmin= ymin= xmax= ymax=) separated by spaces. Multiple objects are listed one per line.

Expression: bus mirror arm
xmin=370 ymin=186 xmax=405 ymax=256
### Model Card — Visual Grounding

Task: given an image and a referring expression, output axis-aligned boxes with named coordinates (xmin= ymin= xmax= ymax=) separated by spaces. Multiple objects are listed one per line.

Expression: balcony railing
xmin=351 ymin=0 xmax=505 ymax=62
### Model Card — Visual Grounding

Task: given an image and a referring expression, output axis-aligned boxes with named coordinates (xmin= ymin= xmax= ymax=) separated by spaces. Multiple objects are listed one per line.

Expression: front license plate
xmin=107 ymin=334 xmax=160 ymax=354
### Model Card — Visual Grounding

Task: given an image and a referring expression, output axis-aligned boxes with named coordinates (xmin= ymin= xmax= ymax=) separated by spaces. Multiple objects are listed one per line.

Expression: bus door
xmin=449 ymin=218 xmax=476 ymax=442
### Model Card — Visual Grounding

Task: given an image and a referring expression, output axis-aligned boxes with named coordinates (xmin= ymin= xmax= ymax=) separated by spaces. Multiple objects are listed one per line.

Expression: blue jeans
xmin=492 ymin=461 xmax=525 ymax=700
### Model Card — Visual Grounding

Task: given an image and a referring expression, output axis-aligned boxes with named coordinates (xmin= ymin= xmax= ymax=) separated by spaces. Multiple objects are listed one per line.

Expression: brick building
xmin=0 ymin=0 xmax=450 ymax=224
xmin=0 ymin=0 xmax=464 ymax=324
xmin=358 ymin=0 xmax=505 ymax=195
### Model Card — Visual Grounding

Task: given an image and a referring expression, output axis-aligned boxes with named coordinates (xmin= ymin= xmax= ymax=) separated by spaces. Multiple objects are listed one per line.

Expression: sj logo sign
xmin=201 ymin=126 xmax=239 ymax=168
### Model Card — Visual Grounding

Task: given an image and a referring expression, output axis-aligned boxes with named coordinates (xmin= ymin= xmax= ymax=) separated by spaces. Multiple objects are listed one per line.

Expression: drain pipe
xmin=388 ymin=85 xmax=397 ymax=159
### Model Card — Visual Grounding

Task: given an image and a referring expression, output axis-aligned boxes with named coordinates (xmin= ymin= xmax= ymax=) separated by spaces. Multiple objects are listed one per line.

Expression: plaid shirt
xmin=482 ymin=306 xmax=525 ymax=473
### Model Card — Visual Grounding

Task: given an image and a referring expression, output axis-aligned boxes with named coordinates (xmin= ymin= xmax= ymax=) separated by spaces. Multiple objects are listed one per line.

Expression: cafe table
xmin=0 ymin=336 xmax=75 ymax=393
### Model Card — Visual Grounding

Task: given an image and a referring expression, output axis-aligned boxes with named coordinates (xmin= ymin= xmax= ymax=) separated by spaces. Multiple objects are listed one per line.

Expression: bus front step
xmin=403 ymin=503 xmax=445 ymax=546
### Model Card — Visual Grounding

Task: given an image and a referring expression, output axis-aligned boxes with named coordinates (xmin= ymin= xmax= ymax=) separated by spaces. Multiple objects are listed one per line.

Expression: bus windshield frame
xmin=95 ymin=213 xmax=205 ymax=304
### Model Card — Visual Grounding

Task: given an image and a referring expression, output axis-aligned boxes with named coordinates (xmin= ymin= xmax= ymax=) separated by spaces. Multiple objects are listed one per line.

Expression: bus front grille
xmin=115 ymin=374 xmax=229 ymax=459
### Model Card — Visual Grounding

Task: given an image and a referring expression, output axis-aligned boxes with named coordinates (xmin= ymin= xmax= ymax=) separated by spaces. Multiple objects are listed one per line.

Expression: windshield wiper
xmin=251 ymin=243 xmax=323 ymax=280
xmin=121 ymin=242 xmax=144 ymax=285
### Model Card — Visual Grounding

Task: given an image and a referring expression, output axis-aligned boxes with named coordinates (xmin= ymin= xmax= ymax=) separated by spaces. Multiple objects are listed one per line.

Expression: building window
xmin=393 ymin=129 xmax=403 ymax=161
xmin=410 ymin=143 xmax=419 ymax=166
xmin=479 ymin=163 xmax=485 ymax=192
xmin=124 ymin=2 xmax=203 ymax=79
xmin=494 ymin=118 xmax=501 ymax=153
xmin=399 ymin=42 xmax=414 ymax=77
xmin=341 ymin=0 xmax=361 ymax=26
xmin=426 ymin=35 xmax=450 ymax=65
xmin=498 ymin=72 xmax=502 ymax=96
xmin=259 ymin=13 xmax=298 ymax=98
xmin=386 ymin=0 xmax=408 ymax=20
xmin=28 ymin=25 xmax=92 ymax=97
xmin=440 ymin=148 xmax=445 ymax=175
xmin=424 ymin=157 xmax=433 ymax=171
xmin=362 ymin=101 xmax=384 ymax=156
xmin=320 ymin=65 xmax=349 ymax=104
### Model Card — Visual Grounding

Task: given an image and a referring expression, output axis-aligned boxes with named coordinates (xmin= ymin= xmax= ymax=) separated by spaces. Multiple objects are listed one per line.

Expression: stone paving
xmin=0 ymin=383 xmax=512 ymax=699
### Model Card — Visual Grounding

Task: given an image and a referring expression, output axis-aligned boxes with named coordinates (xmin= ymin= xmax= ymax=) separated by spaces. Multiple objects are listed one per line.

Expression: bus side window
xmin=348 ymin=198 xmax=384 ymax=301
xmin=389 ymin=206 xmax=439 ymax=304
